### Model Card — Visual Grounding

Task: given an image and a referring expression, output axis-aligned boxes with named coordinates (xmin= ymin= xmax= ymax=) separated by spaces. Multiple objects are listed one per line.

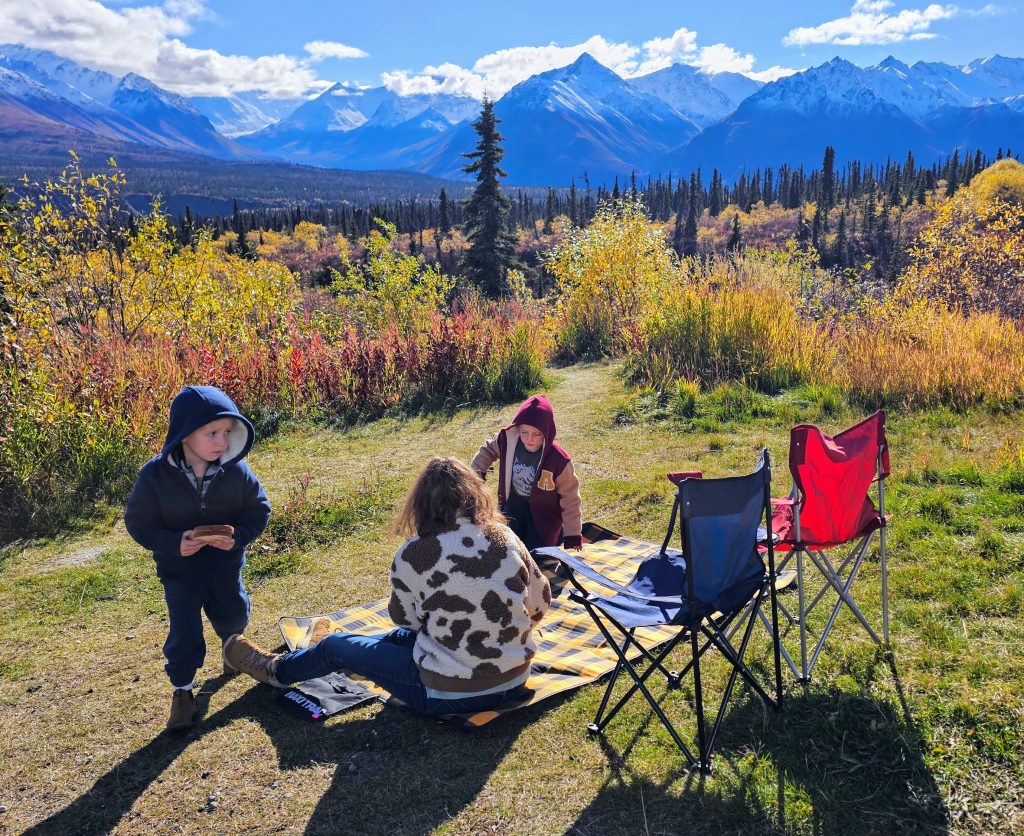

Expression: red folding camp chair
xmin=768 ymin=411 xmax=891 ymax=682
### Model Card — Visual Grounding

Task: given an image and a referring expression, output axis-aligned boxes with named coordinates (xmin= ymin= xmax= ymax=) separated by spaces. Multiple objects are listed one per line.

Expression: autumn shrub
xmin=411 ymin=299 xmax=547 ymax=410
xmin=826 ymin=304 xmax=1024 ymax=411
xmin=547 ymin=197 xmax=681 ymax=360
xmin=897 ymin=164 xmax=1024 ymax=319
xmin=625 ymin=253 xmax=827 ymax=394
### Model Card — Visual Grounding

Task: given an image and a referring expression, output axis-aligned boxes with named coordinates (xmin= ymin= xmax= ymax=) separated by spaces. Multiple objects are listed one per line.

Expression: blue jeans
xmin=162 ymin=573 xmax=250 ymax=687
xmin=275 ymin=627 xmax=528 ymax=717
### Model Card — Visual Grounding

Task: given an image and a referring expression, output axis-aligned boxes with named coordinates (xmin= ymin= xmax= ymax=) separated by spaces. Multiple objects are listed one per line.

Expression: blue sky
xmin=2 ymin=0 xmax=1021 ymax=99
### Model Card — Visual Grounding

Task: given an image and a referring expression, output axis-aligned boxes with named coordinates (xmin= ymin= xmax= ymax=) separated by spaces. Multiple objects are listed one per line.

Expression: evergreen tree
xmin=834 ymin=210 xmax=849 ymax=269
xmin=460 ymin=98 xmax=518 ymax=296
xmin=682 ymin=199 xmax=698 ymax=258
xmin=708 ymin=169 xmax=723 ymax=217
xmin=543 ymin=187 xmax=556 ymax=235
xmin=820 ymin=146 xmax=836 ymax=214
xmin=438 ymin=188 xmax=452 ymax=242
xmin=946 ymin=149 xmax=960 ymax=196
xmin=727 ymin=213 xmax=744 ymax=254
xmin=672 ymin=205 xmax=686 ymax=257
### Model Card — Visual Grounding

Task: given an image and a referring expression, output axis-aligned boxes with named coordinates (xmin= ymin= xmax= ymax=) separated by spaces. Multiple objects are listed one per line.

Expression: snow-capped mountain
xmin=706 ymin=71 xmax=763 ymax=108
xmin=631 ymin=63 xmax=758 ymax=128
xmin=415 ymin=53 xmax=700 ymax=184
xmin=0 ymin=45 xmax=247 ymax=159
xmin=0 ymin=43 xmax=121 ymax=107
xmin=962 ymin=55 xmax=1024 ymax=97
xmin=3 ymin=41 xmax=1024 ymax=187
xmin=865 ymin=54 xmax=1024 ymax=117
xmin=189 ymin=92 xmax=302 ymax=137
xmin=237 ymin=82 xmax=479 ymax=167
xmin=664 ymin=56 xmax=1024 ymax=179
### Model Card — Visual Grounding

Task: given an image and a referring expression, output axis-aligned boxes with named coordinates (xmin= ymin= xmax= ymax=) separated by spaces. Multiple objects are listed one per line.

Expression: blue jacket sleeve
xmin=124 ymin=465 xmax=185 ymax=558
xmin=232 ymin=463 xmax=271 ymax=549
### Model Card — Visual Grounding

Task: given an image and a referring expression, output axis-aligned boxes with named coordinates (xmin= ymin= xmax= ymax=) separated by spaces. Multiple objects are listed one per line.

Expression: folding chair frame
xmin=768 ymin=439 xmax=890 ymax=684
xmin=553 ymin=456 xmax=783 ymax=773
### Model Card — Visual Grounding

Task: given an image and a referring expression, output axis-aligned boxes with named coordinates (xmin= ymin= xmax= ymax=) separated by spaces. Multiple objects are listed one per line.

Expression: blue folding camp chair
xmin=537 ymin=450 xmax=783 ymax=773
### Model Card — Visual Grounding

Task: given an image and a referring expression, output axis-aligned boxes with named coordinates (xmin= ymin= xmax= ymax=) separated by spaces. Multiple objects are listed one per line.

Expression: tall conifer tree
xmin=460 ymin=99 xmax=518 ymax=296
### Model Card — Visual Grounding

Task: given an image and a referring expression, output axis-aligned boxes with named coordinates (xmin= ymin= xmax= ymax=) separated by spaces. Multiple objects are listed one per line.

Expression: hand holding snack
xmin=180 ymin=531 xmax=204 ymax=556
xmin=190 ymin=524 xmax=236 ymax=551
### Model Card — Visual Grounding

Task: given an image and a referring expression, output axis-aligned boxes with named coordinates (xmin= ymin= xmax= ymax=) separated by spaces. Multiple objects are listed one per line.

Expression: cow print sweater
xmin=388 ymin=517 xmax=551 ymax=693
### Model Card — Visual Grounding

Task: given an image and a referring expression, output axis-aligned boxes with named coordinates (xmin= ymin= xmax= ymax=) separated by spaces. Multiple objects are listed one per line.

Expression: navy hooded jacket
xmin=124 ymin=386 xmax=271 ymax=581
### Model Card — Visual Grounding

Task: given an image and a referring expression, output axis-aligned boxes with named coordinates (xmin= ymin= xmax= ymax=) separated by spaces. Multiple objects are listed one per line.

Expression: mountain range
xmin=2 ymin=43 xmax=1024 ymax=188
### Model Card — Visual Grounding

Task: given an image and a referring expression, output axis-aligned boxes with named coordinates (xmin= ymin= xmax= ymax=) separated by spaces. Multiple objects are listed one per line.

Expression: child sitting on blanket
xmin=124 ymin=386 xmax=272 ymax=732
xmin=224 ymin=456 xmax=551 ymax=716
xmin=471 ymin=394 xmax=583 ymax=551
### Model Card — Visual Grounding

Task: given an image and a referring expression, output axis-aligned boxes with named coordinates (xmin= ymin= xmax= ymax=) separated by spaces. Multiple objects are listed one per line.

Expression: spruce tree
xmin=708 ymin=169 xmax=723 ymax=217
xmin=682 ymin=199 xmax=698 ymax=258
xmin=460 ymin=98 xmax=518 ymax=297
xmin=438 ymin=188 xmax=452 ymax=242
xmin=946 ymin=149 xmax=960 ymax=196
xmin=727 ymin=214 xmax=744 ymax=254
xmin=820 ymin=146 xmax=836 ymax=214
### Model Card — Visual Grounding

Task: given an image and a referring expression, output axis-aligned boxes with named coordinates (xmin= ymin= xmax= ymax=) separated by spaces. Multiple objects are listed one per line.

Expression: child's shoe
xmin=309 ymin=617 xmax=335 ymax=646
xmin=222 ymin=657 xmax=239 ymax=678
xmin=223 ymin=634 xmax=283 ymax=686
xmin=166 ymin=688 xmax=195 ymax=731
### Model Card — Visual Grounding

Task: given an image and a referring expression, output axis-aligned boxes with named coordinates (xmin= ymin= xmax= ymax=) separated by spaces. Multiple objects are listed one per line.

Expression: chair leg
xmin=797 ymin=548 xmax=809 ymax=683
xmin=690 ymin=620 xmax=710 ymax=773
xmin=880 ymin=525 xmax=890 ymax=646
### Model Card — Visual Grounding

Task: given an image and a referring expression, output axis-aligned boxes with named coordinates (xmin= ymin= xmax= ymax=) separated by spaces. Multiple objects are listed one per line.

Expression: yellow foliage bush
xmin=332 ymin=220 xmax=453 ymax=338
xmin=898 ymin=166 xmax=1024 ymax=318
xmin=628 ymin=252 xmax=830 ymax=392
xmin=827 ymin=303 xmax=1024 ymax=410
xmin=547 ymin=198 xmax=682 ymax=359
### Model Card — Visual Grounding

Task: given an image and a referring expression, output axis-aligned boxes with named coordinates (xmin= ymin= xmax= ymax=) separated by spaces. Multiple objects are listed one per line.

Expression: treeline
xmin=181 ymin=145 xmax=1017 ymax=244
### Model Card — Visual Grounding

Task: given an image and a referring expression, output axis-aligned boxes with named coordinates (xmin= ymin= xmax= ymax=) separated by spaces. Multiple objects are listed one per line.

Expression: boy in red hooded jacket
xmin=471 ymin=394 xmax=582 ymax=551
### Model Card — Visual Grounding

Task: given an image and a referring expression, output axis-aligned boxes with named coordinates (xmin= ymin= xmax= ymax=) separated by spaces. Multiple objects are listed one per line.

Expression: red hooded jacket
xmin=470 ymin=395 xmax=582 ymax=549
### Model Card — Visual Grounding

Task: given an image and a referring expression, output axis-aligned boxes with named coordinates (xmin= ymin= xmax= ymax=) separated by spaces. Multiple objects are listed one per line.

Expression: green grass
xmin=1 ymin=362 xmax=1023 ymax=834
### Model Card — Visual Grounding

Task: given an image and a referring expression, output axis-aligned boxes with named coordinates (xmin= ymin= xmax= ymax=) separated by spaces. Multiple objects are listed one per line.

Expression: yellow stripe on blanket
xmin=276 ymin=537 xmax=751 ymax=727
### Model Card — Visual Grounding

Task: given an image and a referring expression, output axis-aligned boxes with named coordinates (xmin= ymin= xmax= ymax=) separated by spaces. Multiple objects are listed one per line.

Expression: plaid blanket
xmin=278 ymin=536 xmax=687 ymax=728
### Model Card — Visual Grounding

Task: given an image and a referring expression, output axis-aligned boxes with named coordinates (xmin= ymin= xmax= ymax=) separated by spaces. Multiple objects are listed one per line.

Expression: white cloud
xmin=692 ymin=44 xmax=757 ymax=74
xmin=631 ymin=27 xmax=699 ymax=75
xmin=304 ymin=40 xmax=369 ymax=62
xmin=746 ymin=65 xmax=802 ymax=82
xmin=783 ymin=2 xmax=958 ymax=46
xmin=381 ymin=27 xmax=786 ymax=99
xmin=0 ymin=0 xmax=340 ymax=97
xmin=853 ymin=0 xmax=894 ymax=11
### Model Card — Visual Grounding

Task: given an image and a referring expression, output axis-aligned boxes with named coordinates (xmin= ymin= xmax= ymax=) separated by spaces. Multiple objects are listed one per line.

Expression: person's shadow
xmin=567 ymin=655 xmax=948 ymax=835
xmin=24 ymin=673 xmax=555 ymax=836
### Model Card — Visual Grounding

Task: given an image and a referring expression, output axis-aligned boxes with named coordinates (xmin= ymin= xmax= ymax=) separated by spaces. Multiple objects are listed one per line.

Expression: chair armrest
xmin=534 ymin=547 xmax=687 ymax=605
xmin=771 ymin=497 xmax=795 ymax=506
xmin=667 ymin=470 xmax=702 ymax=485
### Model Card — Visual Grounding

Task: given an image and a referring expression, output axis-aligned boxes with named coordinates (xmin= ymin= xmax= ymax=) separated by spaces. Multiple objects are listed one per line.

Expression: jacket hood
xmin=160 ymin=385 xmax=254 ymax=466
xmin=509 ymin=394 xmax=556 ymax=448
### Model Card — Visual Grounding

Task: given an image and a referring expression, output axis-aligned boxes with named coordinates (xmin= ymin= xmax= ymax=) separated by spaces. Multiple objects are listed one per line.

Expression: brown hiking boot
xmin=223 ymin=634 xmax=284 ymax=686
xmin=308 ymin=617 xmax=335 ymax=647
xmin=167 ymin=688 xmax=195 ymax=731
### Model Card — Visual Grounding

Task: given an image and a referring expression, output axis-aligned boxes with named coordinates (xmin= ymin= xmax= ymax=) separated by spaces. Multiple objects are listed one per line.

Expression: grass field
xmin=1 ymin=363 xmax=1022 ymax=835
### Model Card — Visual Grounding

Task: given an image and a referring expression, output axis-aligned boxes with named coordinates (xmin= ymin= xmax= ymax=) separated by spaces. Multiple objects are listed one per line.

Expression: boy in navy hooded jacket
xmin=125 ymin=386 xmax=271 ymax=731
xmin=471 ymin=394 xmax=582 ymax=551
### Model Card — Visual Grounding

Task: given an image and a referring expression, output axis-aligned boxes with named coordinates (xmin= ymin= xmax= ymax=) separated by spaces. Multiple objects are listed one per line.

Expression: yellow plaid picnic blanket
xmin=278 ymin=536 xmax=686 ymax=728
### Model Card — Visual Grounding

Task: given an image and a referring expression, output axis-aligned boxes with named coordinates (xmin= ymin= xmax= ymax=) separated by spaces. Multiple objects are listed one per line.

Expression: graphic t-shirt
xmin=510 ymin=439 xmax=542 ymax=499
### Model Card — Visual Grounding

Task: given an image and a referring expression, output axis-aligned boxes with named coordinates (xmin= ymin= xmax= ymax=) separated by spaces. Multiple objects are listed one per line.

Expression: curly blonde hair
xmin=394 ymin=456 xmax=504 ymax=537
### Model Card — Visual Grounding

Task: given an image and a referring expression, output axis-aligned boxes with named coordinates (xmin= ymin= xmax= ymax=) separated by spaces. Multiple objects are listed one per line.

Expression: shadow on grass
xmin=23 ymin=672 xmax=558 ymax=836
xmin=567 ymin=661 xmax=948 ymax=836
